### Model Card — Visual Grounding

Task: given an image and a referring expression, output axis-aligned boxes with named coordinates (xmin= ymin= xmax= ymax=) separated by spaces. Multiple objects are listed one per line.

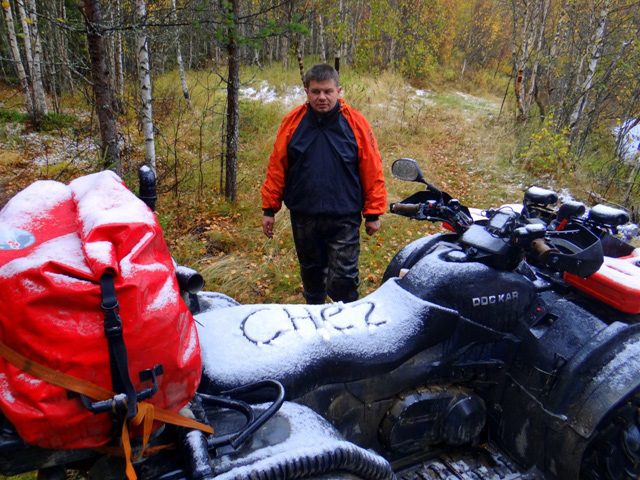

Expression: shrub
xmin=519 ymin=114 xmax=572 ymax=177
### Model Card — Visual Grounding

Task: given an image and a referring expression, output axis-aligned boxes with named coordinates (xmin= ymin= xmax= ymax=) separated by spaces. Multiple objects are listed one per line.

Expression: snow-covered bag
xmin=0 ymin=171 xmax=201 ymax=449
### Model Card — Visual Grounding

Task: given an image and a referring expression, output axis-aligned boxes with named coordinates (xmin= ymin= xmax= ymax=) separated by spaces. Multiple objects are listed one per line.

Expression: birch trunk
xmin=15 ymin=1 xmax=33 ymax=79
xmin=281 ymin=35 xmax=288 ymax=68
xmin=2 ymin=1 xmax=33 ymax=115
xmin=135 ymin=0 xmax=156 ymax=173
xmin=170 ymin=0 xmax=190 ymax=103
xmin=58 ymin=0 xmax=73 ymax=93
xmin=511 ymin=0 xmax=530 ymax=120
xmin=114 ymin=0 xmax=124 ymax=99
xmin=82 ymin=0 xmax=120 ymax=173
xmin=317 ymin=13 xmax=326 ymax=63
xmin=225 ymin=0 xmax=239 ymax=202
xmin=526 ymin=0 xmax=550 ymax=117
xmin=25 ymin=0 xmax=47 ymax=116
xmin=570 ymin=0 xmax=612 ymax=131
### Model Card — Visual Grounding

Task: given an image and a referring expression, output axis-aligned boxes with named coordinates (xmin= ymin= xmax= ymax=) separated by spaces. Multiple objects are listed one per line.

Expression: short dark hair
xmin=304 ymin=64 xmax=340 ymax=87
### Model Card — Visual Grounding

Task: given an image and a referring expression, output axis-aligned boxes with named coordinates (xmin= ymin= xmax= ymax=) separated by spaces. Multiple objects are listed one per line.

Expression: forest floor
xmin=0 ymin=66 xmax=542 ymax=306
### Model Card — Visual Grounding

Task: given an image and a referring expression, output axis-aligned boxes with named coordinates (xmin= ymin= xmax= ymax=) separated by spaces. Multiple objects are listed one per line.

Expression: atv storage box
xmin=565 ymin=250 xmax=640 ymax=314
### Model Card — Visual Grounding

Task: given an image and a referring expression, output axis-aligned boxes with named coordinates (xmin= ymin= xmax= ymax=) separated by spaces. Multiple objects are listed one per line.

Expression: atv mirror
xmin=392 ymin=158 xmax=426 ymax=183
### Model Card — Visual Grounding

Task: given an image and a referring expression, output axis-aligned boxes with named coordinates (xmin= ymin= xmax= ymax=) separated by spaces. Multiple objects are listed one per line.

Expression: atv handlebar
xmin=390 ymin=203 xmax=421 ymax=215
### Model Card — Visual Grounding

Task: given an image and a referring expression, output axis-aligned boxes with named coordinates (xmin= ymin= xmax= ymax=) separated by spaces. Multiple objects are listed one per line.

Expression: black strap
xmin=100 ymin=273 xmax=138 ymax=419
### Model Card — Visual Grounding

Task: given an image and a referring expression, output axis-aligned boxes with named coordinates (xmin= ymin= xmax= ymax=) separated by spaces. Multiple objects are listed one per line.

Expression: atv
xmin=1 ymin=161 xmax=639 ymax=479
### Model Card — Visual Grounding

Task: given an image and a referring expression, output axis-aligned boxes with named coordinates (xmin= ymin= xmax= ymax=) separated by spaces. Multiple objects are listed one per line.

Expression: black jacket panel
xmin=284 ymin=104 xmax=363 ymax=215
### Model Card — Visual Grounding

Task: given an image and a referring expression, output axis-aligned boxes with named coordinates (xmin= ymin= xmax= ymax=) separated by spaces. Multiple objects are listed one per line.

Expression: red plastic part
xmin=0 ymin=172 xmax=201 ymax=449
xmin=564 ymin=252 xmax=640 ymax=314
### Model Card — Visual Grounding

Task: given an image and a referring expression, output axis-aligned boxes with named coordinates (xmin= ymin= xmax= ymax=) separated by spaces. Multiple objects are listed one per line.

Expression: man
xmin=261 ymin=64 xmax=386 ymax=304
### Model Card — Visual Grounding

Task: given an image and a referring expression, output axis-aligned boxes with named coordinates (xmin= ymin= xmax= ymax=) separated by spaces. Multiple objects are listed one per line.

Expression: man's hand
xmin=365 ymin=219 xmax=381 ymax=235
xmin=262 ymin=215 xmax=275 ymax=238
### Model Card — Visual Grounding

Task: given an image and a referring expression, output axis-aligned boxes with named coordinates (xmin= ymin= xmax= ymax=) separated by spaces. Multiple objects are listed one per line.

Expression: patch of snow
xmin=196 ymin=279 xmax=456 ymax=389
xmin=0 ymin=233 xmax=91 ymax=279
xmin=596 ymin=254 xmax=640 ymax=289
xmin=214 ymin=402 xmax=391 ymax=479
xmin=182 ymin=325 xmax=198 ymax=365
xmin=590 ymin=204 xmax=628 ymax=219
xmin=515 ymin=418 xmax=529 ymax=458
xmin=0 ymin=180 xmax=71 ymax=230
xmin=239 ymin=81 xmax=305 ymax=107
xmin=70 ymin=171 xmax=156 ymax=239
xmin=196 ymin=291 xmax=240 ymax=311
xmin=16 ymin=373 xmax=43 ymax=387
xmin=613 ymin=120 xmax=640 ymax=161
xmin=120 ymin=232 xmax=168 ymax=278
xmin=44 ymin=271 xmax=92 ymax=286
xmin=147 ymin=276 xmax=177 ymax=312
xmin=25 ymin=134 xmax=99 ymax=166
xmin=525 ymin=186 xmax=557 ymax=199
xmin=0 ymin=373 xmax=15 ymax=404
xmin=558 ymin=189 xmax=575 ymax=202
xmin=20 ymin=278 xmax=45 ymax=293
xmin=84 ymin=241 xmax=115 ymax=267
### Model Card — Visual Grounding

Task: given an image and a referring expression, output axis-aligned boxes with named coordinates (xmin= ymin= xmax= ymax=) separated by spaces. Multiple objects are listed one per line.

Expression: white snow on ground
xmin=20 ymin=132 xmax=99 ymax=166
xmin=614 ymin=120 xmax=640 ymax=161
xmin=240 ymin=81 xmax=305 ymax=107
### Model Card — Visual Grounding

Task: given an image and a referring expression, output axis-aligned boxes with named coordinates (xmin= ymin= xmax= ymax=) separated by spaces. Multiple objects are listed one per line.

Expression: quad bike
xmin=1 ymin=162 xmax=640 ymax=480
xmin=193 ymin=158 xmax=640 ymax=479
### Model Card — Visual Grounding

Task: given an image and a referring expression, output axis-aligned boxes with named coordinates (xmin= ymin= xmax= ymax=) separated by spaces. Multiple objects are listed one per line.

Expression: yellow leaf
xmin=2 ymin=1 xmax=10 ymax=9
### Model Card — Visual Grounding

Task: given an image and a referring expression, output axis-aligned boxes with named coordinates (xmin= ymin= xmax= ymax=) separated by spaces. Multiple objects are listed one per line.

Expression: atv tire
xmin=580 ymin=388 xmax=640 ymax=479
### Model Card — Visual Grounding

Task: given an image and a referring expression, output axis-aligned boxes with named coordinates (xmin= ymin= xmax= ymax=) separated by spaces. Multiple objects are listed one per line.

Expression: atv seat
xmin=195 ymin=279 xmax=460 ymax=399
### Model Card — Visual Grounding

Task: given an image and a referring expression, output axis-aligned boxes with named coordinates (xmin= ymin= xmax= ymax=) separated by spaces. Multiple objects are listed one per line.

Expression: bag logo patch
xmin=0 ymin=228 xmax=35 ymax=250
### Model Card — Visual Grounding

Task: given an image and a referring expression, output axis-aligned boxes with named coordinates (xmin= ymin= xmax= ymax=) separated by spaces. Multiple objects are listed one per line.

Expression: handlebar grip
xmin=390 ymin=203 xmax=421 ymax=214
xmin=531 ymin=238 xmax=556 ymax=262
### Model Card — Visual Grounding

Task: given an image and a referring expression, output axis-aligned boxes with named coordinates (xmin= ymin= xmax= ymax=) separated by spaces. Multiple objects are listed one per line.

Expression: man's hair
xmin=304 ymin=64 xmax=340 ymax=87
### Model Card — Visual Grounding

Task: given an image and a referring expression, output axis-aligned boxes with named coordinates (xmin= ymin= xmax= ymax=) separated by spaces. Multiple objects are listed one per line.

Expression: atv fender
xmin=382 ymin=233 xmax=459 ymax=283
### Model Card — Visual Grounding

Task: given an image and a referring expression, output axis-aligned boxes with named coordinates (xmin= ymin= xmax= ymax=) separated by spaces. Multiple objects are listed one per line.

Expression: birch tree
xmin=171 ymin=0 xmax=190 ymax=103
xmin=569 ymin=0 xmax=612 ymax=137
xmin=135 ymin=0 xmax=157 ymax=173
xmin=2 ymin=0 xmax=33 ymax=116
xmin=25 ymin=0 xmax=46 ymax=116
xmin=15 ymin=0 xmax=47 ymax=118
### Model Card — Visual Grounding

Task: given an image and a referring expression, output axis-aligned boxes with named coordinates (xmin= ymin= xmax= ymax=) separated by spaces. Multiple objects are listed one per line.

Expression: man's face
xmin=305 ymin=79 xmax=342 ymax=113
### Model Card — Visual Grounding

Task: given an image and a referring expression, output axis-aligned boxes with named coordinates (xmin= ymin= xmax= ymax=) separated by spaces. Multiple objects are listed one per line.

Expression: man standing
xmin=261 ymin=64 xmax=386 ymax=304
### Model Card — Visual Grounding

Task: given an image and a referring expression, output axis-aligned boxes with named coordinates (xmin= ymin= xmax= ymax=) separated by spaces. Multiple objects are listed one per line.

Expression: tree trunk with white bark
xmin=570 ymin=0 xmax=612 ymax=134
xmin=23 ymin=0 xmax=47 ymax=117
xmin=171 ymin=0 xmax=190 ymax=103
xmin=135 ymin=0 xmax=156 ymax=174
xmin=2 ymin=0 xmax=33 ymax=115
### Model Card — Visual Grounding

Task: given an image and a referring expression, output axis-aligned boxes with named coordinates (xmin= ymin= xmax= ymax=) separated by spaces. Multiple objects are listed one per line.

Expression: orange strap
xmin=0 ymin=340 xmax=214 ymax=479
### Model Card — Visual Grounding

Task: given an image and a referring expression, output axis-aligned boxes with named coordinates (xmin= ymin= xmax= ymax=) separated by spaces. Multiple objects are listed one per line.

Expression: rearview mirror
xmin=391 ymin=158 xmax=426 ymax=183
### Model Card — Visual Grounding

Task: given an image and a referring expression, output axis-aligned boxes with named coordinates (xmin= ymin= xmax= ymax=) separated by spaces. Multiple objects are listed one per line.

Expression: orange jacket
xmin=261 ymin=99 xmax=387 ymax=217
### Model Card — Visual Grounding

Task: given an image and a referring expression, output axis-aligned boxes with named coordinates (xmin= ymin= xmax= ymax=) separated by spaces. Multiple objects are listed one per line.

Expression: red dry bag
xmin=0 ymin=171 xmax=201 ymax=449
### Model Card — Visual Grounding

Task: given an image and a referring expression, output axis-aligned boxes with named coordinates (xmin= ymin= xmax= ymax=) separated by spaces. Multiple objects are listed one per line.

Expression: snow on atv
xmin=1 ymin=162 xmax=639 ymax=480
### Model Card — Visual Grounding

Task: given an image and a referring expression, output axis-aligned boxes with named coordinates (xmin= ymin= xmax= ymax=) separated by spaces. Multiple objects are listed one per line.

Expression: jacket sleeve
xmin=343 ymin=106 xmax=387 ymax=216
xmin=261 ymin=106 xmax=306 ymax=213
